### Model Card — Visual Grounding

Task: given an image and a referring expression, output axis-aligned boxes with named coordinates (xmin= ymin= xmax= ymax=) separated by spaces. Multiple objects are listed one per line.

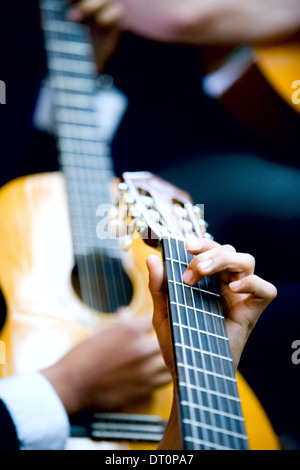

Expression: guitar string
xmin=179 ymin=237 xmax=228 ymax=449
xmin=172 ymin=236 xmax=247 ymax=449
xmin=165 ymin=237 xmax=201 ymax=449
xmin=51 ymin=1 xmax=106 ymax=321
xmin=197 ymin=271 xmax=239 ymax=448
xmin=42 ymin=0 xmax=97 ymax=323
xmin=202 ymin=274 xmax=248 ymax=448
xmin=173 ymin=237 xmax=218 ymax=449
xmin=185 ymin=236 xmax=248 ymax=449
xmin=42 ymin=0 xmax=129 ymax=323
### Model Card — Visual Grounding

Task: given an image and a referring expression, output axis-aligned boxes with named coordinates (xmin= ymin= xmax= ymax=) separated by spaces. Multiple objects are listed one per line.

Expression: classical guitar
xmin=0 ymin=0 xmax=172 ymax=449
xmin=202 ymin=34 xmax=300 ymax=145
xmin=0 ymin=0 xmax=278 ymax=450
xmin=115 ymin=171 xmax=280 ymax=450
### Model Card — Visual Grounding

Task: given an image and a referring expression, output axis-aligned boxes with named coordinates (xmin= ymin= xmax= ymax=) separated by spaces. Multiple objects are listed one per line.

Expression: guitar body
xmin=204 ymin=35 xmax=300 ymax=146
xmin=254 ymin=34 xmax=300 ymax=113
xmin=0 ymin=172 xmax=279 ymax=450
xmin=0 ymin=172 xmax=172 ymax=450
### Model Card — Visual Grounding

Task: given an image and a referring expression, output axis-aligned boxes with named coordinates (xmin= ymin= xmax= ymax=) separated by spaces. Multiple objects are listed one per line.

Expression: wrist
xmin=40 ymin=362 xmax=82 ymax=417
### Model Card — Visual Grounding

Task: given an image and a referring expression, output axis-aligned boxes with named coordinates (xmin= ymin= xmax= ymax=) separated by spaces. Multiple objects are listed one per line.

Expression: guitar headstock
xmin=111 ymin=172 xmax=212 ymax=251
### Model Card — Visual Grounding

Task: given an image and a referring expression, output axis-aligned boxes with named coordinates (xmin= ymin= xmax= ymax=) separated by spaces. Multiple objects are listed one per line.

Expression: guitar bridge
xmin=70 ymin=412 xmax=167 ymax=443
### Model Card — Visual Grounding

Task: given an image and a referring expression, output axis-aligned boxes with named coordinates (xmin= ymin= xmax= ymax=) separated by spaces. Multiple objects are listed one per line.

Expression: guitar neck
xmin=162 ymin=237 xmax=249 ymax=450
xmin=40 ymin=0 xmax=118 ymax=257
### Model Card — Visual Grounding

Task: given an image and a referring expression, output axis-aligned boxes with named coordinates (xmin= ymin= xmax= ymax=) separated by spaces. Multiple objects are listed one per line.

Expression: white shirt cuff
xmin=0 ymin=371 xmax=70 ymax=450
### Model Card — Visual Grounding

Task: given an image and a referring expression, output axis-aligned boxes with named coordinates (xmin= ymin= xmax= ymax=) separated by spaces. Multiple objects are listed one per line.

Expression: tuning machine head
xmin=109 ymin=182 xmax=149 ymax=251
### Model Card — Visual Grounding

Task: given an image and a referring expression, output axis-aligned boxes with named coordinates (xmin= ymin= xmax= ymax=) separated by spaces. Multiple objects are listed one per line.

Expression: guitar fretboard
xmin=162 ymin=237 xmax=249 ymax=450
xmin=40 ymin=0 xmax=118 ymax=258
xmin=40 ymin=0 xmax=132 ymax=313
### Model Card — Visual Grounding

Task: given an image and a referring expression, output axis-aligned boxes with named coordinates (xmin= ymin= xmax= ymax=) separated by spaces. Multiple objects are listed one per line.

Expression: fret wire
xmin=175 ymin=237 xmax=223 ymax=448
xmin=182 ymin=418 xmax=248 ymax=441
xmin=53 ymin=93 xmax=94 ymax=110
xmin=49 ymin=57 xmax=94 ymax=76
xmin=175 ymin=342 xmax=233 ymax=363
xmin=181 ymin=401 xmax=244 ymax=422
xmin=172 ymin=321 xmax=228 ymax=342
xmin=177 ymin=238 xmax=231 ymax=449
xmin=55 ymin=109 xmax=99 ymax=126
xmin=165 ymin=267 xmax=221 ymax=298
xmin=179 ymin=381 xmax=241 ymax=403
xmin=183 ymin=436 xmax=232 ymax=451
xmin=166 ymin=237 xmax=248 ymax=449
xmin=166 ymin=237 xmax=209 ymax=448
xmin=51 ymin=76 xmax=96 ymax=93
xmin=45 ymin=39 xmax=92 ymax=56
xmin=177 ymin=362 xmax=237 ymax=383
xmin=187 ymin=245 xmax=245 ymax=447
xmin=41 ymin=0 xmax=126 ymax=316
xmin=170 ymin=300 xmax=223 ymax=320
xmin=42 ymin=0 xmax=99 ymax=313
xmin=201 ymin=267 xmax=248 ymax=442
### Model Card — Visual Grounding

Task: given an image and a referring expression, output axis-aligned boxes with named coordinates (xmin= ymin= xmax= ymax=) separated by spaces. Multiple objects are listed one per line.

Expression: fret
xmin=55 ymin=109 xmax=98 ymax=126
xmin=172 ymin=321 xmax=228 ymax=342
xmin=161 ymin=236 xmax=248 ymax=450
xmin=53 ymin=92 xmax=94 ymax=110
xmin=181 ymin=401 xmax=244 ymax=423
xmin=179 ymin=382 xmax=241 ymax=408
xmin=65 ymin=191 xmax=107 ymax=208
xmin=60 ymin=155 xmax=110 ymax=172
xmin=45 ymin=39 xmax=91 ymax=56
xmin=172 ymin=305 xmax=223 ymax=337
xmin=170 ymin=298 xmax=223 ymax=320
xmin=58 ymin=138 xmax=109 ymax=158
xmin=49 ymin=57 xmax=94 ymax=76
xmin=175 ymin=342 xmax=233 ymax=363
xmin=51 ymin=75 xmax=96 ymax=93
xmin=184 ymin=436 xmax=231 ymax=451
xmin=173 ymin=323 xmax=230 ymax=359
xmin=177 ymin=362 xmax=236 ymax=383
xmin=175 ymin=343 xmax=234 ymax=380
xmin=64 ymin=168 xmax=114 ymax=186
xmin=183 ymin=418 xmax=248 ymax=441
xmin=43 ymin=19 xmax=88 ymax=36
xmin=58 ymin=139 xmax=109 ymax=156
xmin=57 ymin=123 xmax=100 ymax=140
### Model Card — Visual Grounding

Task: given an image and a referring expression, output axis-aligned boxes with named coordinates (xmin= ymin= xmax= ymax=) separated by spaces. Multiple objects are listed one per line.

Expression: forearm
xmin=120 ymin=0 xmax=300 ymax=45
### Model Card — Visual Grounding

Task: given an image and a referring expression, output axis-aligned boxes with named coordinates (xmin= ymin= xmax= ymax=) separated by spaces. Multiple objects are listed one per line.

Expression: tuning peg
xmin=128 ymin=217 xmax=147 ymax=235
xmin=118 ymin=182 xmax=128 ymax=193
xmin=140 ymin=195 xmax=154 ymax=208
xmin=148 ymin=209 xmax=160 ymax=223
xmin=128 ymin=205 xmax=141 ymax=218
xmin=173 ymin=204 xmax=188 ymax=219
xmin=121 ymin=235 xmax=133 ymax=251
xmin=108 ymin=219 xmax=127 ymax=238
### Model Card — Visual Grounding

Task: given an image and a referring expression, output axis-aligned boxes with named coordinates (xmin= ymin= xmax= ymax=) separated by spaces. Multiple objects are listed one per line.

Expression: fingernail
xmin=183 ymin=269 xmax=194 ymax=285
xmin=197 ymin=258 xmax=213 ymax=271
xmin=185 ymin=240 xmax=201 ymax=250
xmin=230 ymin=280 xmax=242 ymax=290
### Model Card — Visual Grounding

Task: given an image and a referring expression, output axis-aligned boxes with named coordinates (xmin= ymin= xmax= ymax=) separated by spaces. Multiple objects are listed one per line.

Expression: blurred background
xmin=0 ymin=0 xmax=300 ymax=449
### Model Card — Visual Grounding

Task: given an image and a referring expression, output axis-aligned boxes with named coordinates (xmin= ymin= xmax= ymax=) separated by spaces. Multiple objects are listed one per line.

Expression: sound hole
xmin=71 ymin=253 xmax=133 ymax=314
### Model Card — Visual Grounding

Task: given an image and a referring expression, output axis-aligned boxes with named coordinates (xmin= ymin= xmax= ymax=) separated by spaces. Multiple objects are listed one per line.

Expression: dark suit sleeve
xmin=0 ymin=399 xmax=20 ymax=450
